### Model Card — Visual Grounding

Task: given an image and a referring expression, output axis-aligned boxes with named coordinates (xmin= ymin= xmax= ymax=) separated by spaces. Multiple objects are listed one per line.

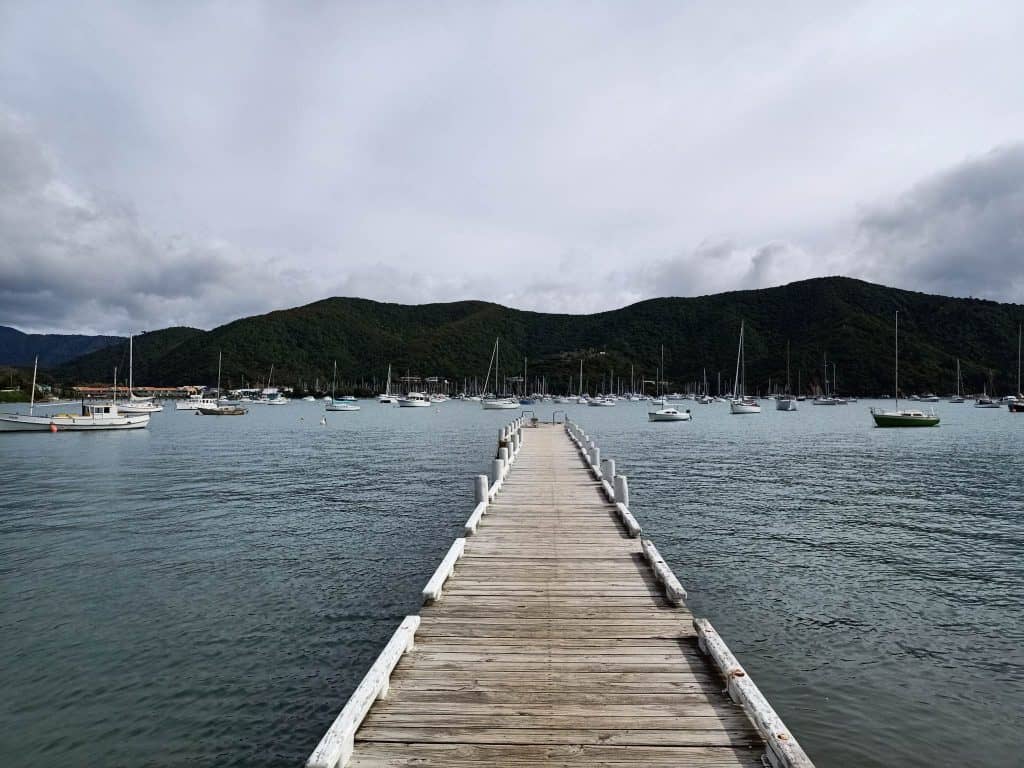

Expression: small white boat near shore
xmin=398 ymin=392 xmax=432 ymax=407
xmin=648 ymin=405 xmax=691 ymax=421
xmin=0 ymin=357 xmax=150 ymax=432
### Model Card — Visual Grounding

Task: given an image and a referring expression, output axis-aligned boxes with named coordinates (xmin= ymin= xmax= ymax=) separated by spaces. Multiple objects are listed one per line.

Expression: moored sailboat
xmin=729 ymin=321 xmax=760 ymax=414
xmin=870 ymin=312 xmax=939 ymax=427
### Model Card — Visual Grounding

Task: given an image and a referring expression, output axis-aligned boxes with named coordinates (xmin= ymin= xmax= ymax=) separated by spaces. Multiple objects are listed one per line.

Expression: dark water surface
xmin=2 ymin=400 xmax=1022 ymax=766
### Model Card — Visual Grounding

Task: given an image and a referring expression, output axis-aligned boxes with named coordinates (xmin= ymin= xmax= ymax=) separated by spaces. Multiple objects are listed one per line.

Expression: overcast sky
xmin=2 ymin=1 xmax=1023 ymax=334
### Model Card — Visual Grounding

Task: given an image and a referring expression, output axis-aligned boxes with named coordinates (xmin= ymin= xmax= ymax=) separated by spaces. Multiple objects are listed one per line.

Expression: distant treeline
xmin=53 ymin=277 xmax=1024 ymax=396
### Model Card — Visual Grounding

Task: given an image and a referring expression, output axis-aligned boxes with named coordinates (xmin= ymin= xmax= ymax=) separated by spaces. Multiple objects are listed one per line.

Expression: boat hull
xmin=775 ymin=398 xmax=798 ymax=411
xmin=729 ymin=401 xmax=761 ymax=414
xmin=871 ymin=412 xmax=940 ymax=427
xmin=0 ymin=413 xmax=150 ymax=431
xmin=197 ymin=406 xmax=247 ymax=416
xmin=398 ymin=400 xmax=431 ymax=407
xmin=648 ymin=410 xmax=691 ymax=421
xmin=481 ymin=400 xmax=519 ymax=410
xmin=326 ymin=404 xmax=360 ymax=411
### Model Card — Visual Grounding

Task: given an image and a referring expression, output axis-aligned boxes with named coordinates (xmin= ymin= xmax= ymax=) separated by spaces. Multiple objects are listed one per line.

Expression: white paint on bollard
xmin=614 ymin=474 xmax=629 ymax=507
xmin=474 ymin=475 xmax=488 ymax=505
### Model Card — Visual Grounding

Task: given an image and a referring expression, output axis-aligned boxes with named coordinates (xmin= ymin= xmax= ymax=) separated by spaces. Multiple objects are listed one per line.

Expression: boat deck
xmin=309 ymin=421 xmax=811 ymax=768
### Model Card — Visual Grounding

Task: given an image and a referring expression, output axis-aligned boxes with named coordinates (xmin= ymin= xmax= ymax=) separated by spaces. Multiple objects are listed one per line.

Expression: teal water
xmin=1 ymin=399 xmax=1022 ymax=766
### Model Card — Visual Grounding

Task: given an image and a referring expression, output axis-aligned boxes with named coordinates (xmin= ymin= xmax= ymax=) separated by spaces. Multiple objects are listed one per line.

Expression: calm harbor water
xmin=2 ymin=399 xmax=1022 ymax=766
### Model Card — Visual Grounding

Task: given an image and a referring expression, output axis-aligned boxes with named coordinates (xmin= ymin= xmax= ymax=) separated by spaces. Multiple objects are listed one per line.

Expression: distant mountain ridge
xmin=0 ymin=326 xmax=123 ymax=367
xmin=50 ymin=277 xmax=1024 ymax=395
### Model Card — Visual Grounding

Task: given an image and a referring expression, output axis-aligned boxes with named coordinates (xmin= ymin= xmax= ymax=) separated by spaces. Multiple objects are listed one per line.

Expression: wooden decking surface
xmin=348 ymin=424 xmax=765 ymax=767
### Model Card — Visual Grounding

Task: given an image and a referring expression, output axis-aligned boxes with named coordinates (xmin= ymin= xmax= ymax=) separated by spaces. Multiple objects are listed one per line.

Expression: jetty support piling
xmin=308 ymin=417 xmax=814 ymax=768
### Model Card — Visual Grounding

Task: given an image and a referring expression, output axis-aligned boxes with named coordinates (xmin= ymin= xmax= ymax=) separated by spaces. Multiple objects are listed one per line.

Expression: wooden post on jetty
xmin=307 ymin=415 xmax=814 ymax=768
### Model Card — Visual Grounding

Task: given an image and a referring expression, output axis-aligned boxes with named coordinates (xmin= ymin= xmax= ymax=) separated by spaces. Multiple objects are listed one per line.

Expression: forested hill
xmin=55 ymin=277 xmax=1024 ymax=396
xmin=0 ymin=326 xmax=122 ymax=367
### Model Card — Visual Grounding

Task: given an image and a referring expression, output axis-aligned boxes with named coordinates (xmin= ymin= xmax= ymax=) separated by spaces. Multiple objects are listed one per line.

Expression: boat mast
xmin=113 ymin=366 xmax=118 ymax=404
xmin=786 ymin=341 xmax=791 ymax=393
xmin=29 ymin=355 xmax=38 ymax=416
xmin=733 ymin=322 xmax=743 ymax=399
xmin=332 ymin=360 xmax=337 ymax=399
xmin=660 ymin=344 xmax=665 ymax=398
xmin=895 ymin=311 xmax=899 ymax=408
xmin=1011 ymin=325 xmax=1019 ymax=397
xmin=128 ymin=334 xmax=134 ymax=397
xmin=579 ymin=359 xmax=583 ymax=397
xmin=956 ymin=358 xmax=961 ymax=398
xmin=217 ymin=350 xmax=223 ymax=397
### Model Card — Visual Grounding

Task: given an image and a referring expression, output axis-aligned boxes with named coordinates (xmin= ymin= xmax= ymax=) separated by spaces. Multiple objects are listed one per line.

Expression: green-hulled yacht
xmin=870 ymin=311 xmax=940 ymax=428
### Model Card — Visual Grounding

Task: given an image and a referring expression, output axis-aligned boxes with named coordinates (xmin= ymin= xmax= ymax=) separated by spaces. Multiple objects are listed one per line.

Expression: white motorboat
xmin=648 ymin=406 xmax=691 ymax=422
xmin=397 ymin=392 xmax=432 ymax=407
xmin=118 ymin=335 xmax=164 ymax=413
xmin=587 ymin=397 xmax=616 ymax=407
xmin=302 ymin=396 xmax=315 ymax=401
xmin=730 ymin=321 xmax=761 ymax=414
xmin=257 ymin=387 xmax=288 ymax=405
xmin=326 ymin=400 xmax=360 ymax=411
xmin=0 ymin=357 xmax=150 ymax=432
xmin=482 ymin=398 xmax=519 ymax=409
xmin=176 ymin=394 xmax=218 ymax=410
xmin=430 ymin=394 xmax=449 ymax=403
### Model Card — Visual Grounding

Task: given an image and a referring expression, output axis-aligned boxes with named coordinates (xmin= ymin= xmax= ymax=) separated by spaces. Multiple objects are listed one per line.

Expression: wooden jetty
xmin=308 ymin=417 xmax=814 ymax=768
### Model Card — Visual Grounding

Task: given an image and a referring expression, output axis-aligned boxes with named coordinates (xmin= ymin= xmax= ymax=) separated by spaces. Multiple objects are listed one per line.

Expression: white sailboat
xmin=378 ymin=364 xmax=398 ymax=404
xmin=949 ymin=359 xmax=965 ymax=403
xmin=774 ymin=342 xmax=798 ymax=411
xmin=648 ymin=344 xmax=689 ymax=419
xmin=117 ymin=335 xmax=164 ymax=414
xmin=481 ymin=337 xmax=518 ymax=409
xmin=0 ymin=358 xmax=150 ymax=431
xmin=327 ymin=361 xmax=360 ymax=411
xmin=730 ymin=322 xmax=761 ymax=414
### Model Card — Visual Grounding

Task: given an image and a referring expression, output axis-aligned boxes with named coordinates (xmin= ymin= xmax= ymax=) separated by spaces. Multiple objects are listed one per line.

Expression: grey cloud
xmin=850 ymin=145 xmax=1024 ymax=302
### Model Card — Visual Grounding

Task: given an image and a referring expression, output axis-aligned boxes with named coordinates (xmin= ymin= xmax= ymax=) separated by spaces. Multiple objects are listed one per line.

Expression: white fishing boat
xmin=397 ymin=391 xmax=432 ymax=407
xmin=0 ymin=358 xmax=150 ymax=431
xmin=588 ymin=397 xmax=616 ymax=407
xmin=326 ymin=361 xmax=360 ymax=411
xmin=117 ymin=335 xmax=164 ymax=413
xmin=648 ymin=405 xmax=691 ymax=421
xmin=729 ymin=321 xmax=761 ymax=414
xmin=176 ymin=393 xmax=218 ymax=410
xmin=302 ymin=396 xmax=315 ymax=402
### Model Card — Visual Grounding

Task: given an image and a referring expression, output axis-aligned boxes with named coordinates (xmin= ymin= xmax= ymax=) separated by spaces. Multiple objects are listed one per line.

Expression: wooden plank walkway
xmin=309 ymin=419 xmax=812 ymax=768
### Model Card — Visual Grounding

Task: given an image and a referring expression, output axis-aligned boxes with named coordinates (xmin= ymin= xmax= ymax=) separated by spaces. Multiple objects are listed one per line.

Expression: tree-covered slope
xmin=0 ymin=326 xmax=123 ymax=367
xmin=54 ymin=278 xmax=1024 ymax=395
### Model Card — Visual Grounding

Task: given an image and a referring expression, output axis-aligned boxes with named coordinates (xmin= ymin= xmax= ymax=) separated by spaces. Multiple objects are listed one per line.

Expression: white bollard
xmin=490 ymin=458 xmax=503 ymax=486
xmin=474 ymin=474 xmax=488 ymax=505
xmin=591 ymin=445 xmax=600 ymax=469
xmin=614 ymin=474 xmax=629 ymax=507
xmin=601 ymin=458 xmax=615 ymax=478
xmin=498 ymin=446 xmax=509 ymax=464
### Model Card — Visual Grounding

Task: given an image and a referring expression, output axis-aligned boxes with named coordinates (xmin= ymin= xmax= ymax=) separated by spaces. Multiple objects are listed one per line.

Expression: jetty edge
xmin=306 ymin=415 xmax=814 ymax=768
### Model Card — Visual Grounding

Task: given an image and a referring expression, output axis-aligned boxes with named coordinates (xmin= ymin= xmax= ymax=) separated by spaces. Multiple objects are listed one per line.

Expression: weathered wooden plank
xmin=311 ymin=422 xmax=789 ymax=768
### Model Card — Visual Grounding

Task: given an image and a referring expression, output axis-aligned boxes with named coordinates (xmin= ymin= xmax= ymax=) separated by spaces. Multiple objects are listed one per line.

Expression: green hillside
xmin=55 ymin=277 xmax=1024 ymax=396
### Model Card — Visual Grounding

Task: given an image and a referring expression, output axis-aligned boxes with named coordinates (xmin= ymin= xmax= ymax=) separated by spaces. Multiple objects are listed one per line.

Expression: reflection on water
xmin=1 ymin=400 xmax=1022 ymax=766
